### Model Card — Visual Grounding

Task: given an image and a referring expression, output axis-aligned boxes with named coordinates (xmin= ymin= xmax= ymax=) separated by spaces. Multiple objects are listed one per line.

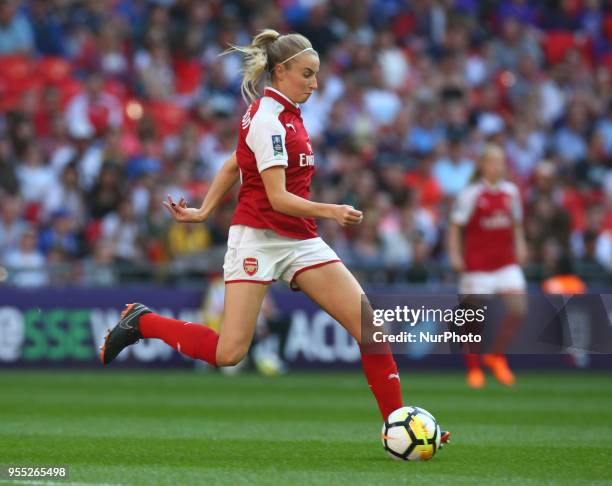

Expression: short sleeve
xmin=450 ymin=184 xmax=480 ymax=225
xmin=245 ymin=99 xmax=288 ymax=173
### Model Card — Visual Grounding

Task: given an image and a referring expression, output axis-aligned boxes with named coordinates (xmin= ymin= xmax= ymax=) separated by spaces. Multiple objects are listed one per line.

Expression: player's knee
xmin=504 ymin=294 xmax=527 ymax=316
xmin=216 ymin=346 xmax=248 ymax=367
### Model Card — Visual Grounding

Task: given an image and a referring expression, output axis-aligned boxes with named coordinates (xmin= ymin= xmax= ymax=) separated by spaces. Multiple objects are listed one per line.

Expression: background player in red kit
xmin=448 ymin=144 xmax=528 ymax=389
xmin=99 ymin=29 xmax=446 ymax=436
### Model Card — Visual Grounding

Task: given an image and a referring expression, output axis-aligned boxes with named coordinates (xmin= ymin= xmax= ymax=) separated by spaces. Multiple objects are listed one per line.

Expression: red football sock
xmin=359 ymin=344 xmax=403 ymax=420
xmin=140 ymin=313 xmax=219 ymax=366
xmin=464 ymin=353 xmax=481 ymax=370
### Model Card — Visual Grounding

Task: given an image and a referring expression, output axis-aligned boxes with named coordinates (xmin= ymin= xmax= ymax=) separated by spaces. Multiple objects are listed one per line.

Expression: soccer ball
xmin=381 ymin=406 xmax=441 ymax=461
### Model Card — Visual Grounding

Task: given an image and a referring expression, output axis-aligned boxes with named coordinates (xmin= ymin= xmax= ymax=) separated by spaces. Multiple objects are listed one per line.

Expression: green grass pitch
xmin=0 ymin=370 xmax=611 ymax=485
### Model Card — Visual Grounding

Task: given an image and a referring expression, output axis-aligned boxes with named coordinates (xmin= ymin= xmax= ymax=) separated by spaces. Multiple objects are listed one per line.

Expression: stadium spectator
xmin=27 ymin=0 xmax=65 ymax=56
xmin=574 ymin=132 xmax=609 ymax=192
xmin=596 ymin=102 xmax=612 ymax=155
xmin=0 ymin=0 xmax=33 ymax=54
xmin=42 ymin=162 xmax=86 ymax=227
xmin=3 ymin=226 xmax=47 ymax=287
xmin=100 ymin=199 xmax=144 ymax=262
xmin=433 ymin=136 xmax=475 ymax=197
xmin=135 ymin=39 xmax=175 ymax=100
xmin=554 ymin=101 xmax=590 ymax=164
xmin=15 ymin=143 xmax=56 ymax=208
xmin=576 ymin=205 xmax=612 ymax=272
xmin=405 ymin=101 xmax=445 ymax=155
xmin=294 ymin=3 xmax=337 ymax=57
xmin=405 ymin=232 xmax=431 ymax=283
xmin=80 ymin=238 xmax=117 ymax=286
xmin=87 ymin=163 xmax=123 ymax=219
xmin=64 ymin=72 xmax=123 ymax=140
xmin=404 ymin=151 xmax=443 ymax=213
xmin=167 ymin=221 xmax=211 ymax=260
xmin=38 ymin=208 xmax=82 ymax=258
xmin=141 ymin=187 xmax=171 ymax=263
xmin=0 ymin=195 xmax=26 ymax=260
xmin=351 ymin=220 xmax=383 ymax=270
xmin=573 ymin=229 xmax=610 ymax=284
xmin=0 ymin=136 xmax=19 ymax=195
xmin=363 ymin=64 xmax=402 ymax=127
xmin=525 ymin=194 xmax=572 ymax=265
xmin=490 ymin=16 xmax=543 ymax=71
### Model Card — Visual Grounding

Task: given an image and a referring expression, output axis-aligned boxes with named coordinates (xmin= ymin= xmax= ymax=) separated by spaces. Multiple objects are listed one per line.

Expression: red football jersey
xmin=232 ymin=87 xmax=317 ymax=239
xmin=451 ymin=180 xmax=522 ymax=271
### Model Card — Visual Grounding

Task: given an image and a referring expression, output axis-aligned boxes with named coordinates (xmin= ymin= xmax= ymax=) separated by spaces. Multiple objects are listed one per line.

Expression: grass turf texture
xmin=0 ymin=370 xmax=611 ymax=486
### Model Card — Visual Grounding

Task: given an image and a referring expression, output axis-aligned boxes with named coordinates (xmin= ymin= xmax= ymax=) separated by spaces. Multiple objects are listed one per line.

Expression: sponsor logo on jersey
xmin=480 ymin=212 xmax=512 ymax=229
xmin=243 ymin=257 xmax=258 ymax=276
xmin=272 ymin=135 xmax=284 ymax=156
xmin=299 ymin=153 xmax=315 ymax=166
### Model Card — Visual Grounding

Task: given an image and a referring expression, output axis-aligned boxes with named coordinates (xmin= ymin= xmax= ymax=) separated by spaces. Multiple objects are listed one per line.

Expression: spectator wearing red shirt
xmin=404 ymin=150 xmax=443 ymax=215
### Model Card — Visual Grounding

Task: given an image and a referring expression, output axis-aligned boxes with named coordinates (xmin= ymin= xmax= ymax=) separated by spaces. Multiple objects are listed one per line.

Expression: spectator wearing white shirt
xmin=364 ymin=64 xmax=402 ymax=128
xmin=376 ymin=30 xmax=409 ymax=90
xmin=64 ymin=72 xmax=123 ymax=140
xmin=3 ymin=227 xmax=47 ymax=287
xmin=16 ymin=143 xmax=56 ymax=205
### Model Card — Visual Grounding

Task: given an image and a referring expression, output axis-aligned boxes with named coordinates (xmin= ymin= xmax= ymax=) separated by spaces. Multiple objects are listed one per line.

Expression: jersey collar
xmin=481 ymin=179 xmax=502 ymax=191
xmin=264 ymin=87 xmax=301 ymax=115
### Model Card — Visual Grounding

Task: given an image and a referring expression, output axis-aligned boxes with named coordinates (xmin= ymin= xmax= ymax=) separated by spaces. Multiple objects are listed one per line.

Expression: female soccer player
xmin=448 ymin=144 xmax=528 ymax=388
xmin=100 ymin=30 xmax=443 ymax=433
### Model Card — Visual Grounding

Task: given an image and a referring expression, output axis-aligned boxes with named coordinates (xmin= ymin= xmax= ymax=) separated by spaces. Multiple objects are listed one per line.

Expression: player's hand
xmin=162 ymin=195 xmax=205 ymax=223
xmin=450 ymin=253 xmax=464 ymax=273
xmin=333 ymin=205 xmax=363 ymax=227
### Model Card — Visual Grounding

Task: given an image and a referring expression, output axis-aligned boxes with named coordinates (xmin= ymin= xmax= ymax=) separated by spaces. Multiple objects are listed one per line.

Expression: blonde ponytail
xmin=223 ymin=29 xmax=317 ymax=104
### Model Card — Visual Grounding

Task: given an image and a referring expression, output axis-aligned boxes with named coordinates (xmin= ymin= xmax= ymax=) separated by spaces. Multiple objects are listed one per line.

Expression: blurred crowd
xmin=0 ymin=0 xmax=610 ymax=287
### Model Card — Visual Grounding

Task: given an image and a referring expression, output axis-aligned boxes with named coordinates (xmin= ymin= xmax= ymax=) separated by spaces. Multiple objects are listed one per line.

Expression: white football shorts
xmin=459 ymin=264 xmax=526 ymax=294
xmin=223 ymin=225 xmax=341 ymax=290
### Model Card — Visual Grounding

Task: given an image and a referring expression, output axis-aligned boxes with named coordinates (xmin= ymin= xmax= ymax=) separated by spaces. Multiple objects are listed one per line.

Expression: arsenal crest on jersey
xmin=243 ymin=257 xmax=258 ymax=276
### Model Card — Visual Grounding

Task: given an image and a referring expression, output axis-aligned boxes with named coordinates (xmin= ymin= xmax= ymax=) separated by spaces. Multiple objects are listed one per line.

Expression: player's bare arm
xmin=447 ymin=222 xmax=464 ymax=273
xmin=514 ymin=222 xmax=527 ymax=266
xmin=163 ymin=151 xmax=240 ymax=223
xmin=260 ymin=166 xmax=363 ymax=227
